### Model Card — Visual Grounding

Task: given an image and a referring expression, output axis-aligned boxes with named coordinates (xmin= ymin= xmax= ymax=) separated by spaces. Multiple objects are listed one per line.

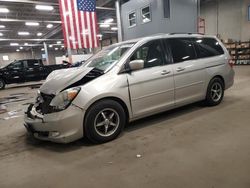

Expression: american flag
xmin=59 ymin=0 xmax=99 ymax=49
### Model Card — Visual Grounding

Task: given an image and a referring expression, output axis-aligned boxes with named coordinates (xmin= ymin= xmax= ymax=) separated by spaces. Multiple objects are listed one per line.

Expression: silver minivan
xmin=24 ymin=34 xmax=235 ymax=143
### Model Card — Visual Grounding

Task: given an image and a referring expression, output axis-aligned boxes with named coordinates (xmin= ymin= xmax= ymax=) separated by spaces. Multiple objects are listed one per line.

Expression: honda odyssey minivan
xmin=24 ymin=33 xmax=234 ymax=143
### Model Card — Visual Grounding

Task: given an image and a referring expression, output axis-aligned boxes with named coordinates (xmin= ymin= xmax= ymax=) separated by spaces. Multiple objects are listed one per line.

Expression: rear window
xmin=194 ymin=38 xmax=224 ymax=58
xmin=167 ymin=38 xmax=196 ymax=63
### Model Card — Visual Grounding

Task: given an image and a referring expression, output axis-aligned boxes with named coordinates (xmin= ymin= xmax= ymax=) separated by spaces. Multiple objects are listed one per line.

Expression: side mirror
xmin=129 ymin=59 xmax=144 ymax=71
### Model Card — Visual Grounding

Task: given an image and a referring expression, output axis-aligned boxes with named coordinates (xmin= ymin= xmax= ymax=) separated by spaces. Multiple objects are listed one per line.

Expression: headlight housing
xmin=49 ymin=87 xmax=81 ymax=111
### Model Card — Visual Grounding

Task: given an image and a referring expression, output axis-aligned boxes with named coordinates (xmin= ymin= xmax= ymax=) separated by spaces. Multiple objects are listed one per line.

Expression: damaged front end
xmin=29 ymin=68 xmax=104 ymax=115
xmin=24 ymin=68 xmax=104 ymax=143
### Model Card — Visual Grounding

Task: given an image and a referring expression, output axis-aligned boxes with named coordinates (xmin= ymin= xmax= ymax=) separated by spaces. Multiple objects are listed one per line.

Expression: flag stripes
xmin=59 ymin=0 xmax=98 ymax=49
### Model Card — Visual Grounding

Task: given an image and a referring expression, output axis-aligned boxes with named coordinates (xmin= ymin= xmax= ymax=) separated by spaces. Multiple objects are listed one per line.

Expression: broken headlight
xmin=49 ymin=87 xmax=81 ymax=111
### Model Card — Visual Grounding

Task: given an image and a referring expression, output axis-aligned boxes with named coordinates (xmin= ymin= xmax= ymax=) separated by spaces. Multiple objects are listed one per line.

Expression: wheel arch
xmin=211 ymin=75 xmax=225 ymax=89
xmin=84 ymin=96 xmax=130 ymax=124
xmin=0 ymin=76 xmax=6 ymax=82
xmin=0 ymin=76 xmax=6 ymax=89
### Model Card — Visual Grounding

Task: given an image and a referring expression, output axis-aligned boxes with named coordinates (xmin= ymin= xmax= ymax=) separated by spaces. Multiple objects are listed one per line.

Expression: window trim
xmin=128 ymin=10 xmax=137 ymax=28
xmin=140 ymin=4 xmax=152 ymax=24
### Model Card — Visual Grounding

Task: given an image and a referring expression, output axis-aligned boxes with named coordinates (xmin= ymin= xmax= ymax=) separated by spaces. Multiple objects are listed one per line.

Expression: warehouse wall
xmin=0 ymin=50 xmax=65 ymax=67
xmin=121 ymin=0 xmax=198 ymax=40
xmin=201 ymin=0 xmax=250 ymax=41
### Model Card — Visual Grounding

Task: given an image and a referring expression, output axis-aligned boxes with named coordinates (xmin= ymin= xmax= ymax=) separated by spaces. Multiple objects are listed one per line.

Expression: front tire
xmin=0 ymin=78 xmax=5 ymax=90
xmin=205 ymin=77 xmax=224 ymax=106
xmin=84 ymin=100 xmax=126 ymax=143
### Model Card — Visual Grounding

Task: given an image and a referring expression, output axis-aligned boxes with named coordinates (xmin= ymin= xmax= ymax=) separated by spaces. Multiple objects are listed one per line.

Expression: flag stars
xmin=77 ymin=0 xmax=96 ymax=12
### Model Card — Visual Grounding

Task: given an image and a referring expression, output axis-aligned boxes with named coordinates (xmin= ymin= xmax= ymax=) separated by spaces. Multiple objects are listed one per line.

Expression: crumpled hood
xmin=40 ymin=66 xmax=94 ymax=95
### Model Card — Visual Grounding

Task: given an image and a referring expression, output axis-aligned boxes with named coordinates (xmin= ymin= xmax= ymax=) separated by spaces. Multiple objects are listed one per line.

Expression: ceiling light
xmin=57 ymin=41 xmax=62 ymax=44
xmin=97 ymin=34 xmax=103 ymax=37
xmin=0 ymin=8 xmax=9 ymax=13
xmin=18 ymin=32 xmax=30 ymax=36
xmin=0 ymin=32 xmax=3 ymax=36
xmin=61 ymin=45 xmax=64 ymax=48
xmin=100 ymin=24 xmax=110 ymax=28
xmin=19 ymin=47 xmax=23 ymax=49
xmin=55 ymin=48 xmax=58 ymax=50
xmin=16 ymin=49 xmax=20 ymax=52
xmin=111 ymin=27 xmax=118 ymax=31
xmin=37 ymin=32 xmax=42 ymax=36
xmin=24 ymin=43 xmax=28 ymax=46
xmin=41 ymin=48 xmax=44 ymax=51
xmin=25 ymin=22 xmax=39 ymax=26
xmin=46 ymin=24 xmax=53 ymax=28
xmin=49 ymin=44 xmax=53 ymax=48
xmin=10 ymin=43 xmax=19 ymax=46
xmin=0 ymin=25 xmax=5 ymax=28
xmin=35 ymin=5 xmax=54 ymax=11
xmin=104 ymin=18 xmax=114 ymax=23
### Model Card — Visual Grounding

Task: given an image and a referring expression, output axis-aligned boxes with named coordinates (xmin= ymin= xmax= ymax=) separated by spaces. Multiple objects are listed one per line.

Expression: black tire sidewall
xmin=206 ymin=77 xmax=224 ymax=106
xmin=84 ymin=100 xmax=126 ymax=143
xmin=0 ymin=78 xmax=5 ymax=90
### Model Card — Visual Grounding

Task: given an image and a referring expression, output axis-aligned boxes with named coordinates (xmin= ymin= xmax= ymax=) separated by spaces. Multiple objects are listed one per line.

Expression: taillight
xmin=228 ymin=58 xmax=234 ymax=68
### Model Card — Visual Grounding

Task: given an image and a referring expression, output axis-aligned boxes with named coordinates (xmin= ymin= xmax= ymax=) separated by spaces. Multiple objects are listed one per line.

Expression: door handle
xmin=176 ymin=67 xmax=185 ymax=72
xmin=161 ymin=70 xmax=171 ymax=75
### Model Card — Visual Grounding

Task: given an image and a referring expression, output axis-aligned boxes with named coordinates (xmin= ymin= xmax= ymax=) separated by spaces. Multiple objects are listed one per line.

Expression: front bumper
xmin=24 ymin=104 xmax=85 ymax=143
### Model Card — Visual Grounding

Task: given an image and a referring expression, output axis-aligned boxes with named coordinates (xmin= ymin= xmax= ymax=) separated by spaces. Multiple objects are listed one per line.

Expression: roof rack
xmin=149 ymin=33 xmax=168 ymax=36
xmin=169 ymin=33 xmax=204 ymax=35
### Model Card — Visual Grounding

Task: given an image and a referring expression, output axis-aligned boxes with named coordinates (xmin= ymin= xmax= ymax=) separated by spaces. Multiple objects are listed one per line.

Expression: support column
xmin=67 ymin=48 xmax=73 ymax=64
xmin=31 ymin=47 xmax=34 ymax=59
xmin=115 ymin=0 xmax=123 ymax=42
xmin=43 ymin=42 xmax=49 ymax=65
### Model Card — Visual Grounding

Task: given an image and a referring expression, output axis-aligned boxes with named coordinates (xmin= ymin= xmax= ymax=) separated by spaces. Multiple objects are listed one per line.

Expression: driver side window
xmin=8 ymin=61 xmax=23 ymax=70
xmin=130 ymin=40 xmax=165 ymax=68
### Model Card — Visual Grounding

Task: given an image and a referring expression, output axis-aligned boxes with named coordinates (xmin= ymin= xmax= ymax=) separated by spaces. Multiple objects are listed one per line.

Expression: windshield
xmin=85 ymin=43 xmax=135 ymax=72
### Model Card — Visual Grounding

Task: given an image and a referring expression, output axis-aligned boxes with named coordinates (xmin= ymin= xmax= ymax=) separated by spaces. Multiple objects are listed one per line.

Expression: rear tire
xmin=205 ymin=77 xmax=224 ymax=106
xmin=0 ymin=78 xmax=5 ymax=90
xmin=84 ymin=100 xmax=126 ymax=143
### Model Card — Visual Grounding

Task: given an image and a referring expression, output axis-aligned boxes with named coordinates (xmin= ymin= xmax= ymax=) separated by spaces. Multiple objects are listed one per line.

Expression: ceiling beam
xmin=0 ymin=0 xmax=58 ymax=5
xmin=0 ymin=18 xmax=61 ymax=24
xmin=0 ymin=0 xmax=115 ymax=10
xmin=0 ymin=38 xmax=63 ymax=41
xmin=0 ymin=44 xmax=63 ymax=47
xmin=0 ymin=18 xmax=117 ymax=25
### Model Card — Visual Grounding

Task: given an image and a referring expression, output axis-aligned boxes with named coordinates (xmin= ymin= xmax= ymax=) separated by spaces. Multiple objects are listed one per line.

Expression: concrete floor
xmin=0 ymin=67 xmax=250 ymax=188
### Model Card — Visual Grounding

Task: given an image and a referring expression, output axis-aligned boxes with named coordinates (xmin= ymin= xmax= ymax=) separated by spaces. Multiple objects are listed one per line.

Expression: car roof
xmin=116 ymin=33 xmax=217 ymax=46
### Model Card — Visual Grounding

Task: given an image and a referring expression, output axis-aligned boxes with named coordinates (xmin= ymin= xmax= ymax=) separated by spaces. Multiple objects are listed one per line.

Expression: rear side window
xmin=168 ymin=38 xmax=196 ymax=63
xmin=27 ymin=60 xmax=40 ymax=68
xmin=194 ymin=38 xmax=224 ymax=58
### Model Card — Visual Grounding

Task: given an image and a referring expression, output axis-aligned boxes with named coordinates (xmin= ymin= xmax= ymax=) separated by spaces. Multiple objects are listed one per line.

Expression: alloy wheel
xmin=94 ymin=108 xmax=120 ymax=137
xmin=210 ymin=82 xmax=223 ymax=102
